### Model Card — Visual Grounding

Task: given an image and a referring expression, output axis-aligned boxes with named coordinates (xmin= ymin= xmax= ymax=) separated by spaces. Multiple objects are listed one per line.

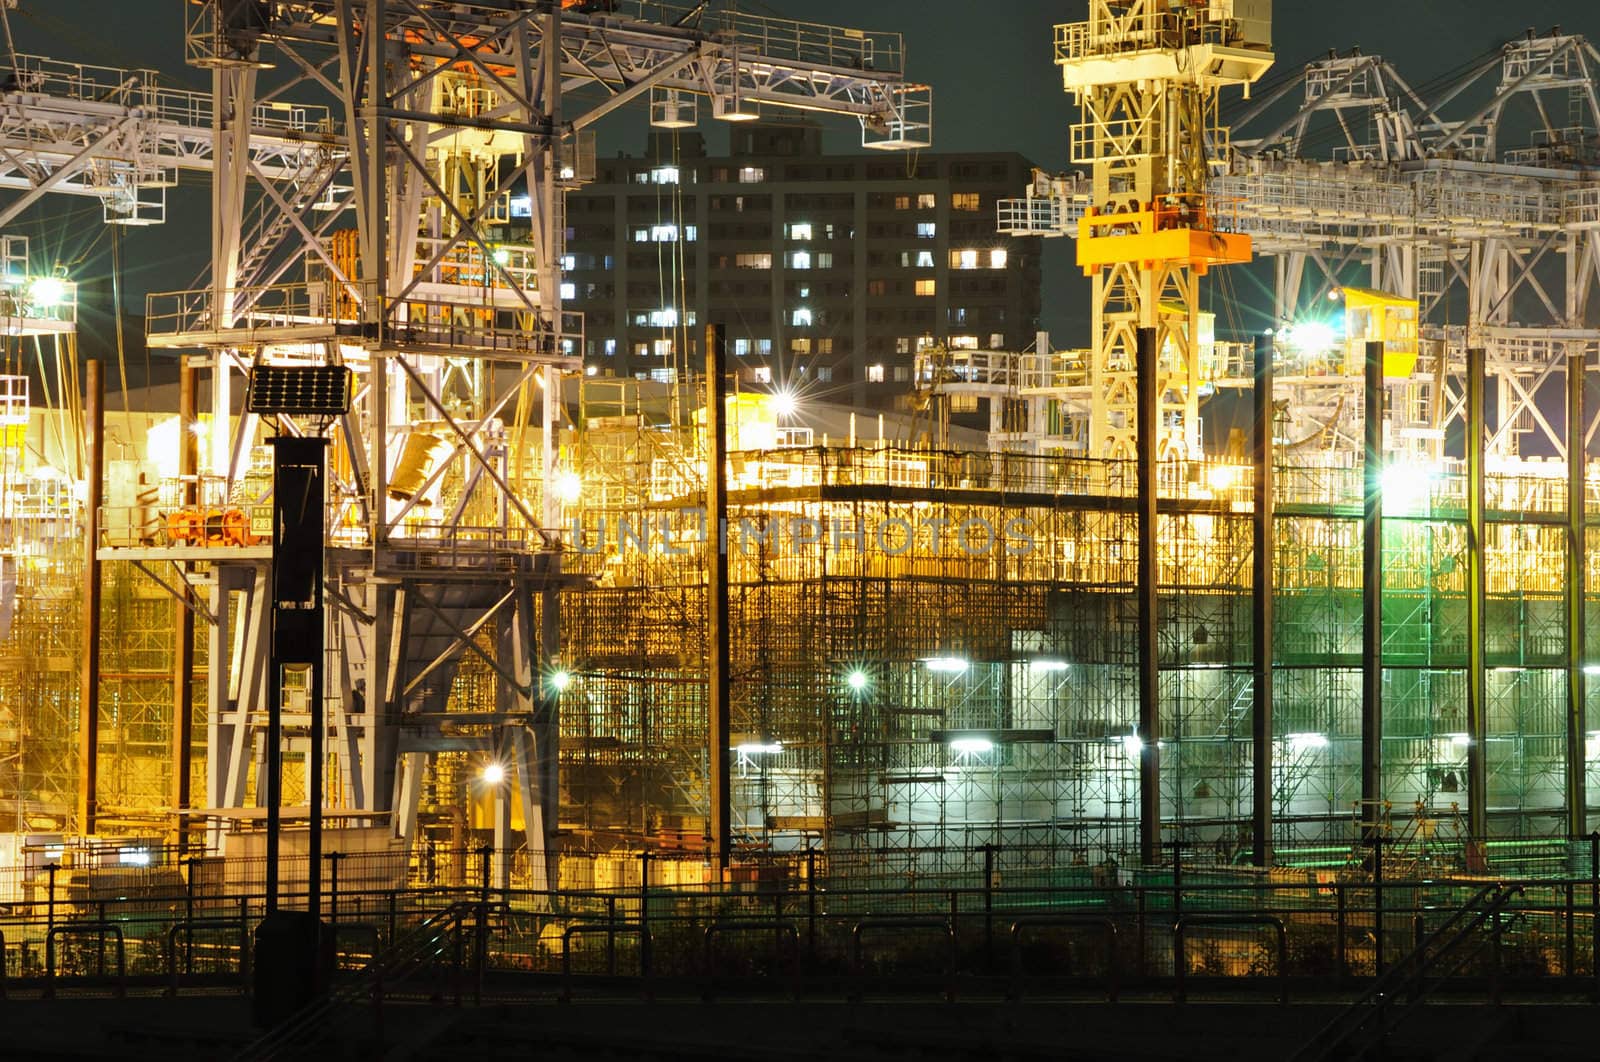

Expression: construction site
xmin=0 ymin=0 xmax=1598 ymax=883
xmin=0 ymin=1 xmax=1597 ymax=1054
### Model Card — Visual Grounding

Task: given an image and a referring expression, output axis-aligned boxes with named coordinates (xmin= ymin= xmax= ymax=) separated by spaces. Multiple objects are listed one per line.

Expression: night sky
xmin=6 ymin=1 xmax=1600 ymax=352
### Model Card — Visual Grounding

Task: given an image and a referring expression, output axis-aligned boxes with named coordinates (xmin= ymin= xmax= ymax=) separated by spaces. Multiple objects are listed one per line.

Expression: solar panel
xmin=246 ymin=365 xmax=353 ymax=416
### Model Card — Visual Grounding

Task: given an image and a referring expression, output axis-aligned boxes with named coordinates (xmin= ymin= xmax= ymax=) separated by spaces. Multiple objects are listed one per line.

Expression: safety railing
xmin=0 ymin=871 xmax=1586 ymax=1012
xmin=612 ymin=2 xmax=903 ymax=75
xmin=2 ymin=54 xmax=334 ymax=137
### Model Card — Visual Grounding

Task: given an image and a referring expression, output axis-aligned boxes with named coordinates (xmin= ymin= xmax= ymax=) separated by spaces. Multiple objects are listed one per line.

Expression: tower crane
xmin=1002 ymin=1 xmax=1273 ymax=459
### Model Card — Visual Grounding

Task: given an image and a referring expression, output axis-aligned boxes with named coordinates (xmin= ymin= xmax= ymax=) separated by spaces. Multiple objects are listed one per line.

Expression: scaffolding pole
xmin=1138 ymin=326 xmax=1160 ymax=866
xmin=1466 ymin=347 xmax=1487 ymax=837
xmin=1362 ymin=341 xmax=1384 ymax=839
xmin=1252 ymin=332 xmax=1274 ymax=866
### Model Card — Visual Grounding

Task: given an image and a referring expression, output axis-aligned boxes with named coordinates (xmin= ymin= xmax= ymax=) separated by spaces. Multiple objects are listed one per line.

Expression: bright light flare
xmin=1285 ymin=732 xmax=1329 ymax=751
xmin=735 ymin=742 xmax=783 ymax=756
xmin=480 ymin=763 xmax=506 ymax=785
xmin=1028 ymin=660 xmax=1070 ymax=673
xmin=948 ymin=737 xmax=994 ymax=756
xmin=553 ymin=471 xmax=582 ymax=503
xmin=549 ymin=670 xmax=571 ymax=692
xmin=846 ymin=669 xmax=869 ymax=691
xmin=1205 ymin=465 xmax=1240 ymax=492
xmin=1381 ymin=461 xmax=1438 ymax=510
xmin=770 ymin=389 xmax=799 ymax=418
xmin=924 ymin=656 xmax=969 ymax=674
xmin=1284 ymin=320 xmax=1339 ymax=353
xmin=28 ymin=276 xmax=66 ymax=308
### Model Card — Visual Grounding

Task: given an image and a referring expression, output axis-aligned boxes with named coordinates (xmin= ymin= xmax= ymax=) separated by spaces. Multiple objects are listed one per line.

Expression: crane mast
xmin=1049 ymin=1 xmax=1272 ymax=459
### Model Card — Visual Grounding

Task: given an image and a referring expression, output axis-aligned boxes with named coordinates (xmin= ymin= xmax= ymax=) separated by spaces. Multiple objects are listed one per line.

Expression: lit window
xmin=738 ymin=166 xmax=765 ymax=183
xmin=651 ymin=224 xmax=679 ymax=242
xmin=952 ymin=249 xmax=980 ymax=270
xmin=817 ymin=338 xmax=834 ymax=355
xmin=792 ymin=308 xmax=813 ymax=326
xmin=916 ymin=251 xmax=934 ymax=268
xmin=817 ymin=252 xmax=834 ymax=268
xmin=634 ymin=172 xmax=650 ymax=184
xmin=917 ymin=193 xmax=936 ymax=209
xmin=734 ymin=338 xmax=751 ymax=357
xmin=633 ymin=229 xmax=649 ymax=242
xmin=790 ymin=222 xmax=813 ymax=240
xmin=650 ymin=367 xmax=678 ymax=383
xmin=650 ymin=308 xmax=680 ymax=327
xmin=915 ymin=279 xmax=936 ymax=297
xmin=560 ymin=254 xmax=576 ymax=271
xmin=604 ymin=339 xmax=617 ymax=356
xmin=757 ymin=339 xmax=772 ymax=355
xmin=916 ymin=222 xmax=936 ymax=238
xmin=867 ymin=364 xmax=885 ymax=383
xmin=736 ymin=253 xmax=772 ymax=269
xmin=791 ymin=338 xmax=812 ymax=354
xmin=650 ymin=166 xmax=680 ymax=184
xmin=633 ymin=342 xmax=649 ymax=357
xmin=895 ymin=338 xmax=912 ymax=355
xmin=685 ymin=225 xmax=698 ymax=241
xmin=894 ymin=195 xmax=911 ymax=210
xmin=560 ymin=282 xmax=576 ymax=300
xmin=753 ymin=366 xmax=772 ymax=383
xmin=893 ymin=365 xmax=911 ymax=382
xmin=952 ymin=192 xmax=981 ymax=212
xmin=791 ymin=251 xmax=812 ymax=270
xmin=990 ymin=333 xmax=1006 ymax=349
xmin=990 ymin=249 xmax=1008 ymax=269
xmin=951 ymin=335 xmax=978 ymax=350
xmin=817 ymin=366 xmax=833 ymax=382
xmin=652 ymin=338 xmax=673 ymax=357
xmin=915 ymin=336 xmax=936 ymax=352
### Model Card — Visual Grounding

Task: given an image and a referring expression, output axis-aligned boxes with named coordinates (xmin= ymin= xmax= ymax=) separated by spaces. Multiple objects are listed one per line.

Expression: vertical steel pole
xmin=77 ymin=358 xmax=103 ymax=835
xmin=1252 ymin=332 xmax=1274 ymax=867
xmin=705 ymin=324 xmax=732 ymax=874
xmin=1362 ymin=341 xmax=1384 ymax=839
xmin=173 ymin=358 xmax=197 ymax=853
xmin=1466 ymin=347 xmax=1487 ymax=838
xmin=1568 ymin=347 xmax=1588 ymax=839
xmin=1137 ymin=326 xmax=1160 ymax=866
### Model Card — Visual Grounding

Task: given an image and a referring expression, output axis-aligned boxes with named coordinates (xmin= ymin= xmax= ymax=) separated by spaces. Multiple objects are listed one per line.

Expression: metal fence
xmin=3 ymin=844 xmax=1599 ymax=1005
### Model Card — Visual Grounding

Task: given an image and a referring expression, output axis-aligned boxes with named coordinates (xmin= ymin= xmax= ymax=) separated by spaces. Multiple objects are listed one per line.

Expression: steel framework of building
xmin=5 ymin=5 xmax=1600 ymax=889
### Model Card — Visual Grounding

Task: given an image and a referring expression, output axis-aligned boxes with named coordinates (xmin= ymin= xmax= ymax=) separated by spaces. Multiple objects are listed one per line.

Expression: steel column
xmin=1137 ymin=326 xmax=1160 ymax=866
xmin=1569 ymin=346 xmax=1588 ymax=838
xmin=1362 ymin=341 xmax=1384 ymax=838
xmin=706 ymin=323 xmax=732 ymax=874
xmin=1251 ymin=332 xmax=1274 ymax=867
xmin=1466 ymin=347 xmax=1487 ymax=837
xmin=172 ymin=358 xmax=198 ymax=851
xmin=76 ymin=359 xmax=103 ymax=835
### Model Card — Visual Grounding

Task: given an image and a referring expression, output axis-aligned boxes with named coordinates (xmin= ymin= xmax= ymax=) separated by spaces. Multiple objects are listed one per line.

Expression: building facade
xmin=562 ymin=120 xmax=1043 ymax=410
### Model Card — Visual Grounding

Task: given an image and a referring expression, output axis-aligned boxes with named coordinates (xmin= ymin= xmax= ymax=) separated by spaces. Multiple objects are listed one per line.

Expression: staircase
xmin=1287 ymin=883 xmax=1525 ymax=1062
xmin=232 ymin=900 xmax=494 ymax=1062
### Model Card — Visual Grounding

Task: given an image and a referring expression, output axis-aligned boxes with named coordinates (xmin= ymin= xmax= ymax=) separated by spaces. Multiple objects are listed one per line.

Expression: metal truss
xmin=83 ymin=0 xmax=931 ymax=886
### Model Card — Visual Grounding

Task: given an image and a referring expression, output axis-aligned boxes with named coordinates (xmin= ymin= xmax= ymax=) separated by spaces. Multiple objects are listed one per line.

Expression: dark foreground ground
xmin=3 ymin=994 xmax=1599 ymax=1061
